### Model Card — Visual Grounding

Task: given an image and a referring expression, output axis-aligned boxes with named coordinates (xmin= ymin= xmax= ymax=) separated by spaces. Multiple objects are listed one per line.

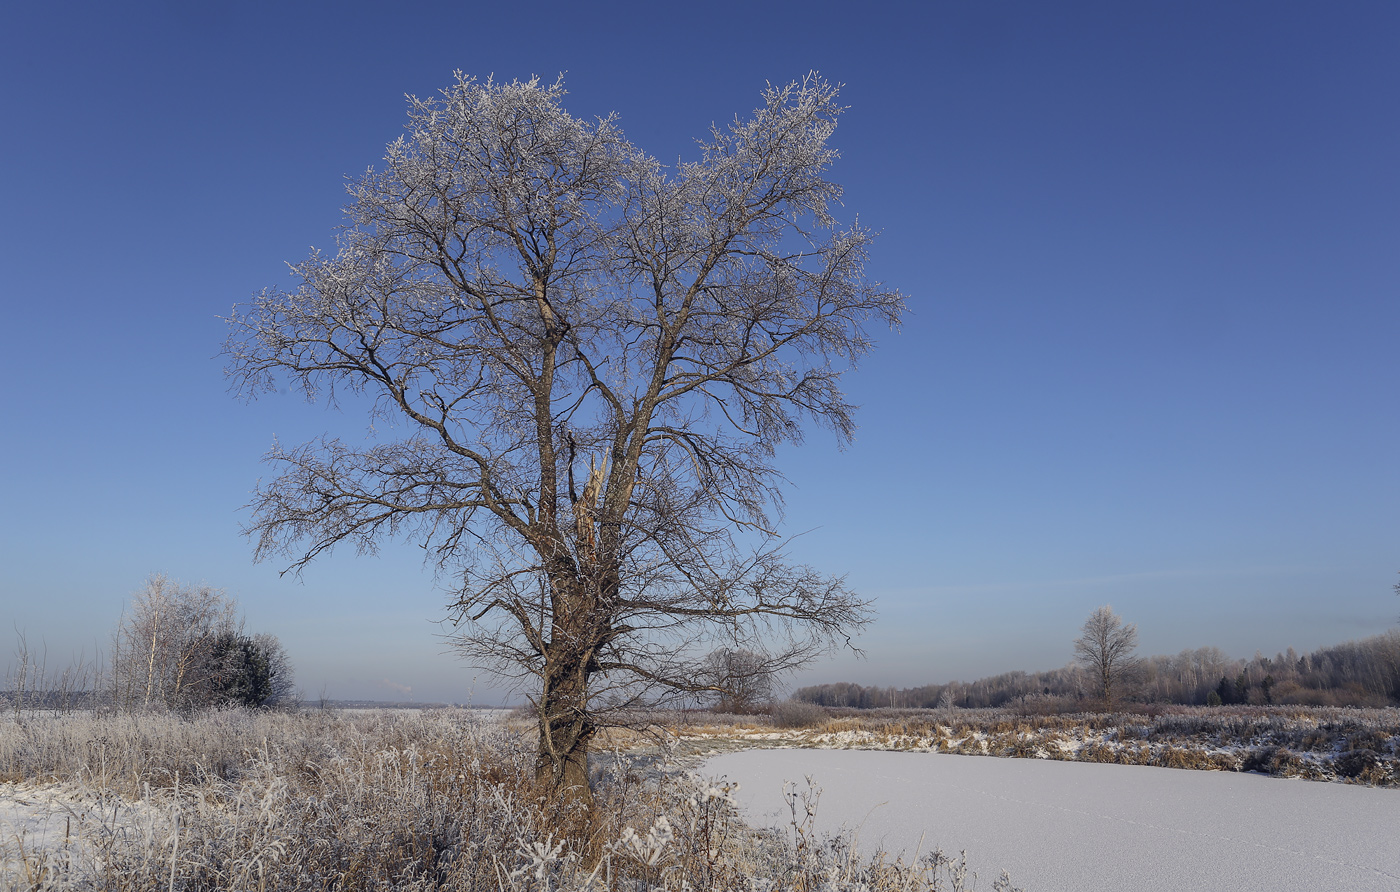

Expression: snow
xmin=0 ymin=783 xmax=93 ymax=870
xmin=704 ymin=748 xmax=1400 ymax=892
xmin=0 ymin=781 xmax=163 ymax=875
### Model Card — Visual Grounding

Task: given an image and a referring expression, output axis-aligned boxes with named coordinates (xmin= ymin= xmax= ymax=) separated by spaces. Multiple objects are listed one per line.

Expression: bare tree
xmin=225 ymin=73 xmax=901 ymax=806
xmin=1073 ymin=605 xmax=1141 ymax=710
xmin=5 ymin=629 xmax=41 ymax=719
xmin=702 ymin=647 xmax=777 ymax=713
xmin=6 ymin=631 xmax=101 ymax=714
xmin=252 ymin=632 xmax=297 ymax=707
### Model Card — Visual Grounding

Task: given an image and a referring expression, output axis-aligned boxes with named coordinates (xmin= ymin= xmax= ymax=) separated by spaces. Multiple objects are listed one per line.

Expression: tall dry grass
xmin=0 ymin=708 xmax=1022 ymax=891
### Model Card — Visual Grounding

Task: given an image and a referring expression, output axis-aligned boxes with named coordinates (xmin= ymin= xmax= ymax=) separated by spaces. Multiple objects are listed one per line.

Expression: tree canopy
xmin=226 ymin=73 xmax=902 ymax=803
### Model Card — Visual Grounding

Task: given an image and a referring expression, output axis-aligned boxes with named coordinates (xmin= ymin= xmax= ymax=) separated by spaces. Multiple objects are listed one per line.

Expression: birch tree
xmin=226 ymin=73 xmax=903 ymax=806
xmin=111 ymin=574 xmax=238 ymax=711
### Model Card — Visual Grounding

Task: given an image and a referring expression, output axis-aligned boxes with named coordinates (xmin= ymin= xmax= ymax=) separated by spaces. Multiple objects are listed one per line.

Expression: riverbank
xmin=660 ymin=705 xmax=1400 ymax=786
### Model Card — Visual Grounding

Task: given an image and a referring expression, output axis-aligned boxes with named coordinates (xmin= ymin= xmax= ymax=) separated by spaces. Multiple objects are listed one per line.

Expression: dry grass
xmin=0 ymin=709 xmax=1023 ymax=891
xmin=677 ymin=704 xmax=1400 ymax=786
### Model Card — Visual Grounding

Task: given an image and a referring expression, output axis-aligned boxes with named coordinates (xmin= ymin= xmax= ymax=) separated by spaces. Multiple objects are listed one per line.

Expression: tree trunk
xmin=534 ymin=565 xmax=599 ymax=810
xmin=536 ymin=640 xmax=595 ymax=810
xmin=144 ymin=610 xmax=161 ymax=708
xmin=531 ymin=455 xmax=614 ymax=810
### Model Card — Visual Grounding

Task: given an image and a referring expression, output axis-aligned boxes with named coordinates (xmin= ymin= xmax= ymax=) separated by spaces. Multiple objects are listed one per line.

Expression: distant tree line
xmin=794 ymin=630 xmax=1400 ymax=710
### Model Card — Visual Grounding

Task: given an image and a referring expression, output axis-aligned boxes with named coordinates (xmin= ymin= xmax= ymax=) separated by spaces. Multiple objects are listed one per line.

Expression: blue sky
xmin=2 ymin=2 xmax=1396 ymax=703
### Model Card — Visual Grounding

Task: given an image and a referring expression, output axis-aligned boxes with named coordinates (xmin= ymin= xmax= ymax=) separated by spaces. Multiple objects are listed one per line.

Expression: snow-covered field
xmin=704 ymin=748 xmax=1400 ymax=892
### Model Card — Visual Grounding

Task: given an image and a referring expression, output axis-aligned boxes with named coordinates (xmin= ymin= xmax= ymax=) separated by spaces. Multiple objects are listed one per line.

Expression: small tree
xmin=701 ymin=647 xmax=776 ymax=713
xmin=1073 ymin=605 xmax=1140 ymax=710
xmin=202 ymin=631 xmax=295 ymax=708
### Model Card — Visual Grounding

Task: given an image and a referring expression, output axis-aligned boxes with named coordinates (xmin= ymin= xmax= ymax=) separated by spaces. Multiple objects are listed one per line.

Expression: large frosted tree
xmin=226 ymin=73 xmax=903 ymax=805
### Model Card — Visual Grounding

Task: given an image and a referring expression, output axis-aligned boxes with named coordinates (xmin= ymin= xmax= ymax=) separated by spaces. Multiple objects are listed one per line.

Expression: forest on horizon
xmin=795 ymin=629 xmax=1400 ymax=711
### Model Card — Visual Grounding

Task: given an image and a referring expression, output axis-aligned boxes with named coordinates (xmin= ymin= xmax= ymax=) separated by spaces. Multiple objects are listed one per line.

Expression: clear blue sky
xmin=2 ymin=1 xmax=1396 ymax=703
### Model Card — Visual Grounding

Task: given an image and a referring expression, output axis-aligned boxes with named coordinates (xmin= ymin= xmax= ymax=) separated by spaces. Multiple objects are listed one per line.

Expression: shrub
xmin=1334 ymin=748 xmax=1383 ymax=780
xmin=1342 ymin=729 xmax=1390 ymax=754
xmin=770 ymin=699 xmax=828 ymax=729
xmin=1267 ymin=747 xmax=1306 ymax=777
xmin=1240 ymin=746 xmax=1279 ymax=774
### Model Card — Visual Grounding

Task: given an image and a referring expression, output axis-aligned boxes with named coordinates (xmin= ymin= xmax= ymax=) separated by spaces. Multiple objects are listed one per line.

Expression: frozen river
xmin=703 ymin=748 xmax=1400 ymax=892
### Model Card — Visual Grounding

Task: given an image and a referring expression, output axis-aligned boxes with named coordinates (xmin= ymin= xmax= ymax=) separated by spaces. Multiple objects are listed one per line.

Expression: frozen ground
xmin=0 ymin=781 xmax=152 ymax=876
xmin=704 ymin=748 xmax=1400 ymax=892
